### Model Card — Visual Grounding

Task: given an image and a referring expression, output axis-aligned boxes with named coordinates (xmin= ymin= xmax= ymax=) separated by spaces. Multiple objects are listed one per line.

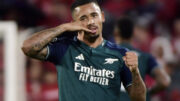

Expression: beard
xmin=84 ymin=31 xmax=100 ymax=43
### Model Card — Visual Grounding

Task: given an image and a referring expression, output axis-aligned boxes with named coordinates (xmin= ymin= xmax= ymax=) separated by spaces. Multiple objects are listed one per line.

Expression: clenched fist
xmin=123 ymin=52 xmax=138 ymax=72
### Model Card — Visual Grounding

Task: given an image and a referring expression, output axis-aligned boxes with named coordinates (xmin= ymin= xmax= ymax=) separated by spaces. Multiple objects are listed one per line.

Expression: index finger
xmin=81 ymin=27 xmax=93 ymax=33
xmin=73 ymin=21 xmax=93 ymax=33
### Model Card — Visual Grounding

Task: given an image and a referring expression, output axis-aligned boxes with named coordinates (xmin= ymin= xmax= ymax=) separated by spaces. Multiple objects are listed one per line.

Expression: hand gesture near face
xmin=62 ymin=21 xmax=92 ymax=33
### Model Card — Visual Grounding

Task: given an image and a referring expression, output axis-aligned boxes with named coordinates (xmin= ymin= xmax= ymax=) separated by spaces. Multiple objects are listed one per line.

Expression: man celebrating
xmin=22 ymin=0 xmax=146 ymax=101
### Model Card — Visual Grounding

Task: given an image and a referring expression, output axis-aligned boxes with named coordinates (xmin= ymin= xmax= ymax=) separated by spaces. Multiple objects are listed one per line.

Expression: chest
xmin=65 ymin=45 xmax=124 ymax=72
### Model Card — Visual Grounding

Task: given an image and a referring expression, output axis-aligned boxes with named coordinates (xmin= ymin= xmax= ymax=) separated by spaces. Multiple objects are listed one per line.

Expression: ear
xmin=71 ymin=11 xmax=77 ymax=22
xmin=101 ymin=11 xmax=105 ymax=23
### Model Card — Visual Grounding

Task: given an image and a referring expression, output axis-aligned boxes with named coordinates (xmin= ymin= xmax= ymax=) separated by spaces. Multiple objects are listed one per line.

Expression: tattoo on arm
xmin=32 ymin=39 xmax=49 ymax=51
xmin=22 ymin=26 xmax=64 ymax=60
xmin=127 ymin=70 xmax=146 ymax=101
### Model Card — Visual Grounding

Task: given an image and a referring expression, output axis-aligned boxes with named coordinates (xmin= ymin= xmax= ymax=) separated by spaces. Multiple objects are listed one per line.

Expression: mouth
xmin=88 ymin=26 xmax=98 ymax=34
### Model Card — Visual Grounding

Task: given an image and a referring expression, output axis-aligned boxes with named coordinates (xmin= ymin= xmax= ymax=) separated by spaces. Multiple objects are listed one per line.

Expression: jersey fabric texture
xmin=119 ymin=42 xmax=159 ymax=101
xmin=46 ymin=34 xmax=132 ymax=101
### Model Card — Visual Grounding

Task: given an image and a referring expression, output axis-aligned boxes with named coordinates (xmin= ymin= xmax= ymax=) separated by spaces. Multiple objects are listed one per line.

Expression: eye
xmin=91 ymin=13 xmax=98 ymax=18
xmin=80 ymin=18 xmax=85 ymax=21
xmin=80 ymin=16 xmax=87 ymax=21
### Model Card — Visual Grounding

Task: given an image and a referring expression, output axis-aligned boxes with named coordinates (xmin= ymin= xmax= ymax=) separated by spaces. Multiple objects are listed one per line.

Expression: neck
xmin=78 ymin=34 xmax=103 ymax=48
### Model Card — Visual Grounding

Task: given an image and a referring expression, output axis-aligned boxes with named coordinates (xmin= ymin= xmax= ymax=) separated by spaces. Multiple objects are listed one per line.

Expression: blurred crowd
xmin=0 ymin=0 xmax=180 ymax=101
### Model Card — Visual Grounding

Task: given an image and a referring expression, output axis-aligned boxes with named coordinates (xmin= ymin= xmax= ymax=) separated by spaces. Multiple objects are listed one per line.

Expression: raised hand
xmin=61 ymin=21 xmax=92 ymax=33
xmin=123 ymin=52 xmax=138 ymax=72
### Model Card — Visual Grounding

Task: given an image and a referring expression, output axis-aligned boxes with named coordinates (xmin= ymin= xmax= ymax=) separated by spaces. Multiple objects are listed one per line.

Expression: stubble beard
xmin=84 ymin=32 xmax=100 ymax=43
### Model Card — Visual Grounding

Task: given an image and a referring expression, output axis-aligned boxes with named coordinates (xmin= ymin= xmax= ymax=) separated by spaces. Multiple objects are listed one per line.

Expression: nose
xmin=87 ymin=18 xmax=95 ymax=25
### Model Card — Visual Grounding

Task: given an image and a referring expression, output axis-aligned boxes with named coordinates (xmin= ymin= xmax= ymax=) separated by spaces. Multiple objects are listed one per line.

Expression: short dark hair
xmin=116 ymin=16 xmax=134 ymax=39
xmin=71 ymin=0 xmax=100 ymax=12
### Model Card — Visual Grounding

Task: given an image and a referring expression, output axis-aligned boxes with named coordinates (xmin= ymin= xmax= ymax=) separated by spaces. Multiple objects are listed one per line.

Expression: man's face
xmin=72 ymin=3 xmax=105 ymax=39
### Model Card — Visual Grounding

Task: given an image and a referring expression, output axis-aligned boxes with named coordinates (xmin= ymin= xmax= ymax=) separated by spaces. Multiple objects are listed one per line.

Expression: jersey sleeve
xmin=46 ymin=37 xmax=71 ymax=65
xmin=119 ymin=48 xmax=132 ymax=88
xmin=120 ymin=63 xmax=132 ymax=88
xmin=147 ymin=55 xmax=159 ymax=76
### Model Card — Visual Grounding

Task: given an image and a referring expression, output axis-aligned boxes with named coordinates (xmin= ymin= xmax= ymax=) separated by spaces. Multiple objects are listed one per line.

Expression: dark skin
xmin=22 ymin=2 xmax=146 ymax=101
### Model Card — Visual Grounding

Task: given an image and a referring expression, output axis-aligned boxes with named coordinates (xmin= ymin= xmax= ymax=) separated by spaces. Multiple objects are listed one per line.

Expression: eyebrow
xmin=80 ymin=11 xmax=98 ymax=17
xmin=91 ymin=12 xmax=98 ymax=15
xmin=80 ymin=15 xmax=87 ymax=18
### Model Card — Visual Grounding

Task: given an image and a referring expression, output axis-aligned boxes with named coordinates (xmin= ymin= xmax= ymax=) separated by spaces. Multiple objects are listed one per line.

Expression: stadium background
xmin=0 ymin=0 xmax=180 ymax=101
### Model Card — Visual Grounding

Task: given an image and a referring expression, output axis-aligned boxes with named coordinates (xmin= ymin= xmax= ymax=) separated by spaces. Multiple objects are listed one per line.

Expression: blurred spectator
xmin=0 ymin=0 xmax=45 ymax=29
xmin=173 ymin=18 xmax=180 ymax=63
xmin=150 ymin=24 xmax=177 ymax=101
xmin=156 ymin=0 xmax=177 ymax=25
xmin=102 ymin=0 xmax=136 ymax=18
xmin=27 ymin=59 xmax=43 ymax=101
xmin=113 ymin=16 xmax=170 ymax=101
xmin=41 ymin=71 xmax=58 ymax=101
xmin=133 ymin=23 xmax=153 ymax=52
xmin=26 ymin=59 xmax=58 ymax=101
xmin=151 ymin=37 xmax=175 ymax=66
xmin=29 ymin=0 xmax=72 ymax=27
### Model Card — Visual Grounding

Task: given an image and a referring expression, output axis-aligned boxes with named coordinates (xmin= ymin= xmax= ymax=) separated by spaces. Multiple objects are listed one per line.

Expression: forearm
xmin=129 ymin=69 xmax=146 ymax=101
xmin=22 ymin=25 xmax=66 ymax=55
xmin=148 ymin=83 xmax=165 ymax=95
xmin=149 ymin=76 xmax=170 ymax=95
xmin=149 ymin=67 xmax=171 ymax=95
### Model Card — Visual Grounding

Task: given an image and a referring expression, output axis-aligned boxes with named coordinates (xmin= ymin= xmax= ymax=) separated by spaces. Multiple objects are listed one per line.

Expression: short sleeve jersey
xmin=46 ymin=35 xmax=132 ymax=101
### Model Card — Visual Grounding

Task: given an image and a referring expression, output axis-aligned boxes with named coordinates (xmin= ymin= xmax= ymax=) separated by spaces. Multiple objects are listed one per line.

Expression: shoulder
xmin=105 ymin=41 xmax=129 ymax=56
xmin=137 ymin=50 xmax=152 ymax=58
xmin=49 ymin=33 xmax=76 ymax=46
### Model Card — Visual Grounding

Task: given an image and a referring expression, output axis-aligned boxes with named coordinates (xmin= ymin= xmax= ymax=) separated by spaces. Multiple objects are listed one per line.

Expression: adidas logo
xmin=75 ymin=54 xmax=84 ymax=60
